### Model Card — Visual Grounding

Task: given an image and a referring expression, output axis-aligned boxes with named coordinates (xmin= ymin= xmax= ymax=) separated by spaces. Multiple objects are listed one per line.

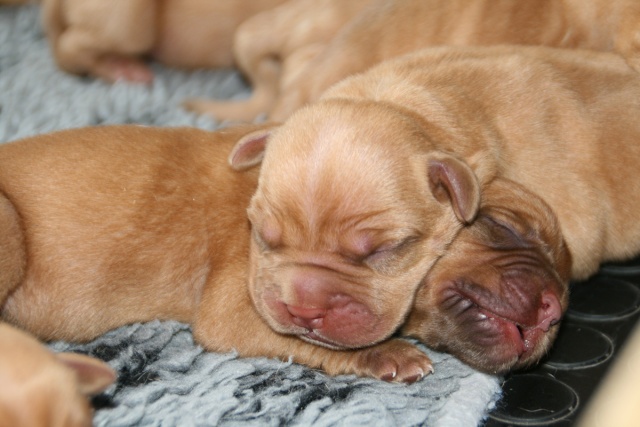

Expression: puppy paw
xmin=93 ymin=55 xmax=154 ymax=84
xmin=354 ymin=339 xmax=434 ymax=384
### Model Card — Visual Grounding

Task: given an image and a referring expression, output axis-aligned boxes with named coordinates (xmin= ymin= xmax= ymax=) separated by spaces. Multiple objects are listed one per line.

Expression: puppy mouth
xmin=460 ymin=299 xmax=542 ymax=355
xmin=442 ymin=285 xmax=561 ymax=370
xmin=260 ymin=296 xmax=388 ymax=349
xmin=300 ymin=330 xmax=345 ymax=350
xmin=286 ymin=307 xmax=347 ymax=349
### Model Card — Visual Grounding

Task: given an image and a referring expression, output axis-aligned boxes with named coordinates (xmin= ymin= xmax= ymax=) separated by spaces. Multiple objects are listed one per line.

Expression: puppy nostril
xmin=286 ymin=305 xmax=326 ymax=329
xmin=537 ymin=291 xmax=563 ymax=331
xmin=516 ymin=324 xmax=525 ymax=340
xmin=286 ymin=305 xmax=325 ymax=319
xmin=292 ymin=316 xmax=324 ymax=329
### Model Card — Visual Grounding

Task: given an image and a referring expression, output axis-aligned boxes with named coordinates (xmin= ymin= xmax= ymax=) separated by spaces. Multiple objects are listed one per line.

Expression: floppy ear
xmin=228 ymin=127 xmax=277 ymax=171
xmin=56 ymin=352 xmax=117 ymax=396
xmin=428 ymin=153 xmax=480 ymax=224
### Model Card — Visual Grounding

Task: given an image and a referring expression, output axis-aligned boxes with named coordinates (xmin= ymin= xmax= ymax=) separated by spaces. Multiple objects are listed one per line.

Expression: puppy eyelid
xmin=252 ymin=228 xmax=271 ymax=251
xmin=365 ymin=236 xmax=417 ymax=263
xmin=483 ymin=216 xmax=530 ymax=249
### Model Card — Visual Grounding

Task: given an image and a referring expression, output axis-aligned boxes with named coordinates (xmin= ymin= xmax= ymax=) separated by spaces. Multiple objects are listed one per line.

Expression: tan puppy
xmin=227 ymin=45 xmax=640 ymax=372
xmin=0 ymin=323 xmax=115 ymax=427
xmin=228 ymin=104 xmax=485 ymax=356
xmin=187 ymin=0 xmax=640 ymax=122
xmin=0 ymin=124 xmax=432 ymax=383
xmin=41 ymin=0 xmax=286 ymax=83
xmin=403 ymin=179 xmax=571 ymax=374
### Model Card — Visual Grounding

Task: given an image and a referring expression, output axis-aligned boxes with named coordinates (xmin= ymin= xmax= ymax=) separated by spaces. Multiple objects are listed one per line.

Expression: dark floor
xmin=485 ymin=257 xmax=640 ymax=426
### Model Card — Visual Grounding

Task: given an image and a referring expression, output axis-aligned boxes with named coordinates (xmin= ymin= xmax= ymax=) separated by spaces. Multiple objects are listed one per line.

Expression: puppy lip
xmin=474 ymin=307 xmax=527 ymax=356
xmin=441 ymin=286 xmax=555 ymax=366
xmin=301 ymin=331 xmax=345 ymax=350
xmin=451 ymin=278 xmax=557 ymax=330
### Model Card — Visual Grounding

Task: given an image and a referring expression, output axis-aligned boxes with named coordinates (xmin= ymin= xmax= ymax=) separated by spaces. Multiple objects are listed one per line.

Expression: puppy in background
xmin=0 ymin=124 xmax=433 ymax=384
xmin=39 ymin=0 xmax=287 ymax=83
xmin=0 ymin=323 xmax=115 ymax=427
xmin=187 ymin=0 xmax=640 ymax=121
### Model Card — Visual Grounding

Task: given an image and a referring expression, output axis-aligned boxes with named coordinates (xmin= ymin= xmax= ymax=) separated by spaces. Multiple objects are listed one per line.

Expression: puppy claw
xmin=354 ymin=338 xmax=433 ymax=384
xmin=402 ymin=372 xmax=424 ymax=385
xmin=381 ymin=371 xmax=397 ymax=382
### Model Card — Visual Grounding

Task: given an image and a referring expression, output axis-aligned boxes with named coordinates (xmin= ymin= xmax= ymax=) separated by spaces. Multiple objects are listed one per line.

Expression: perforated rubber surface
xmin=485 ymin=258 xmax=640 ymax=426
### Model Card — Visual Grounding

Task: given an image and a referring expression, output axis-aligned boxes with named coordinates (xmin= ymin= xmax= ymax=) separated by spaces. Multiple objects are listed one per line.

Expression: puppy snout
xmin=290 ymin=269 xmax=366 ymax=315
xmin=291 ymin=268 xmax=343 ymax=309
xmin=279 ymin=268 xmax=387 ymax=347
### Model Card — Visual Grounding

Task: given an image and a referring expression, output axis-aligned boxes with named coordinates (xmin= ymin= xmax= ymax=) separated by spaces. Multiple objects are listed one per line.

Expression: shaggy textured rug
xmin=0 ymin=5 xmax=502 ymax=426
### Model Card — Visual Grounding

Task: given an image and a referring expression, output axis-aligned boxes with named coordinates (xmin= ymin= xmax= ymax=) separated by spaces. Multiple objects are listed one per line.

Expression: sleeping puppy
xmin=227 ymin=45 xmax=640 ymax=373
xmin=229 ymin=105 xmax=482 ymax=352
xmin=186 ymin=0 xmax=640 ymax=121
xmin=41 ymin=0 xmax=286 ymax=83
xmin=0 ymin=323 xmax=115 ymax=427
xmin=403 ymin=179 xmax=571 ymax=374
xmin=0 ymin=124 xmax=432 ymax=383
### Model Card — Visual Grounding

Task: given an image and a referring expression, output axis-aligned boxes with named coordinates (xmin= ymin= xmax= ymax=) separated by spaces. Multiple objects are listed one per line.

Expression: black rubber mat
xmin=484 ymin=257 xmax=640 ymax=426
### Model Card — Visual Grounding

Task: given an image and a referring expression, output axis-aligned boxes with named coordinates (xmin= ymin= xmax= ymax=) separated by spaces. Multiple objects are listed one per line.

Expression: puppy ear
xmin=428 ymin=153 xmax=480 ymax=224
xmin=56 ymin=353 xmax=117 ymax=396
xmin=228 ymin=127 xmax=277 ymax=171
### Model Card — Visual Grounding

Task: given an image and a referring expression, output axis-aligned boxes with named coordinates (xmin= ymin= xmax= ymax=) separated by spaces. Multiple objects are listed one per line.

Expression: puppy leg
xmin=616 ymin=5 xmax=640 ymax=73
xmin=43 ymin=0 xmax=156 ymax=83
xmin=181 ymin=54 xmax=280 ymax=122
xmin=183 ymin=44 xmax=325 ymax=122
xmin=183 ymin=7 xmax=287 ymax=121
xmin=193 ymin=272 xmax=432 ymax=383
xmin=0 ymin=194 xmax=25 ymax=306
xmin=184 ymin=0 xmax=371 ymax=121
xmin=268 ymin=40 xmax=368 ymax=121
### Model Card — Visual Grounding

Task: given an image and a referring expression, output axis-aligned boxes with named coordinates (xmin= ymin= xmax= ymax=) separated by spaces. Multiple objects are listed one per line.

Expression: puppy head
xmin=0 ymin=324 xmax=116 ymax=427
xmin=230 ymin=99 xmax=481 ymax=349
xmin=402 ymin=178 xmax=571 ymax=374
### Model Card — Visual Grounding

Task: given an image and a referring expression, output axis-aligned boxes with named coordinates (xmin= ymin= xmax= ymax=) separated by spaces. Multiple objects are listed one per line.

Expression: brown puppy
xmin=403 ymin=179 xmax=571 ymax=374
xmin=187 ymin=0 xmax=640 ymax=121
xmin=0 ymin=124 xmax=432 ymax=383
xmin=227 ymin=45 xmax=640 ymax=372
xmin=0 ymin=323 xmax=115 ymax=427
xmin=41 ymin=0 xmax=286 ymax=83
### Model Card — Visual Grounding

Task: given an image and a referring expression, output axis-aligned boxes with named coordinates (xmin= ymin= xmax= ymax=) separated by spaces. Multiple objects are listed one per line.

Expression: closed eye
xmin=363 ymin=236 xmax=419 ymax=270
xmin=482 ymin=216 xmax=531 ymax=250
xmin=252 ymin=228 xmax=272 ymax=251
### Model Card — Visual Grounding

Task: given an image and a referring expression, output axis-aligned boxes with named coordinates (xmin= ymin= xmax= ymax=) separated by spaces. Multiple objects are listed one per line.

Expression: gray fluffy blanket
xmin=0 ymin=5 xmax=501 ymax=426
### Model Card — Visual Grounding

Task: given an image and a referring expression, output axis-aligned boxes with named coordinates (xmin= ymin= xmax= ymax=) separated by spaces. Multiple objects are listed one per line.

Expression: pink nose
xmin=536 ymin=291 xmax=563 ymax=331
xmin=286 ymin=305 xmax=326 ymax=330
